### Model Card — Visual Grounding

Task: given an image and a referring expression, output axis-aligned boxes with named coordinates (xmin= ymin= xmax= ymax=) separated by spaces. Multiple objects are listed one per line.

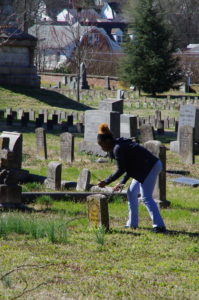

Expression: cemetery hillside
xmin=0 ymin=84 xmax=198 ymax=299
xmin=0 ymin=0 xmax=199 ymax=299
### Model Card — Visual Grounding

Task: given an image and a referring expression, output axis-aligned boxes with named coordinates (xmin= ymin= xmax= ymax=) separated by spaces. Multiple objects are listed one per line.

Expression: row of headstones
xmin=0 ymin=108 xmax=84 ymax=133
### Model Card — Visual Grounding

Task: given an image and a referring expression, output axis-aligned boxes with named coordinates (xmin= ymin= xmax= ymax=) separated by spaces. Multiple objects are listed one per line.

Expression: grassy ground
xmin=0 ymin=85 xmax=198 ymax=299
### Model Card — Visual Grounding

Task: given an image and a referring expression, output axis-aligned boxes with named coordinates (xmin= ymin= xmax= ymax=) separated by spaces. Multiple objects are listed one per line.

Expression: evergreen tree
xmin=120 ymin=0 xmax=181 ymax=95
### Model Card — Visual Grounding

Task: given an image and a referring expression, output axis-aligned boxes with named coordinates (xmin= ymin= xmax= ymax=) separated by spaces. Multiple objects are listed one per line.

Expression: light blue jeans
xmin=126 ymin=160 xmax=165 ymax=228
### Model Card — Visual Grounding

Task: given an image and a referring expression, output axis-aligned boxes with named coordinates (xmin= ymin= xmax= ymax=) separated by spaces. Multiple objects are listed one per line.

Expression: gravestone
xmin=117 ymin=89 xmax=124 ymax=100
xmin=35 ymin=127 xmax=47 ymax=160
xmin=139 ymin=124 xmax=155 ymax=144
xmin=6 ymin=114 xmax=13 ymax=126
xmin=17 ymin=108 xmax=24 ymax=120
xmin=80 ymin=62 xmax=89 ymax=89
xmin=87 ymin=194 xmax=109 ymax=231
xmin=179 ymin=125 xmax=194 ymax=164
xmin=155 ymin=110 xmax=161 ymax=121
xmin=178 ymin=104 xmax=199 ymax=142
xmin=105 ymin=76 xmax=111 ymax=90
xmin=76 ymin=168 xmax=90 ymax=191
xmin=144 ymin=140 xmax=170 ymax=208
xmin=120 ymin=114 xmax=137 ymax=138
xmin=99 ymin=99 xmax=123 ymax=114
xmin=45 ymin=162 xmax=62 ymax=190
xmin=60 ymin=132 xmax=74 ymax=163
xmin=29 ymin=109 xmax=35 ymax=121
xmin=157 ymin=120 xmax=164 ymax=135
xmin=84 ymin=110 xmax=120 ymax=143
xmin=0 ymin=110 xmax=4 ymax=119
xmin=1 ymin=131 xmax=22 ymax=169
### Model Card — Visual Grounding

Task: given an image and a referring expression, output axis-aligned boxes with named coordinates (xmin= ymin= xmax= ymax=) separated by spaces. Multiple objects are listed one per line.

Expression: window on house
xmin=88 ymin=33 xmax=100 ymax=44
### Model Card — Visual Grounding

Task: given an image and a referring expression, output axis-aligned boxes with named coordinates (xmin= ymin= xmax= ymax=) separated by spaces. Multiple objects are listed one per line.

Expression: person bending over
xmin=97 ymin=123 xmax=166 ymax=233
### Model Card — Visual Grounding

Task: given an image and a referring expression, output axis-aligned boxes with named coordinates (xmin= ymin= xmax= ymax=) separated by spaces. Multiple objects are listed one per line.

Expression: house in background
xmin=29 ymin=23 xmax=122 ymax=73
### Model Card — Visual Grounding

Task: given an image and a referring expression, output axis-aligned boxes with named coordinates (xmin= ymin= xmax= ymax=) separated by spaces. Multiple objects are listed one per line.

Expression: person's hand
xmin=113 ymin=183 xmax=124 ymax=192
xmin=98 ymin=181 xmax=107 ymax=188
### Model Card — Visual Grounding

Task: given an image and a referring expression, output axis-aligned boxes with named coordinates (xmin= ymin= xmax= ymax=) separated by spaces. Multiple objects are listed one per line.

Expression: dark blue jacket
xmin=104 ymin=138 xmax=158 ymax=184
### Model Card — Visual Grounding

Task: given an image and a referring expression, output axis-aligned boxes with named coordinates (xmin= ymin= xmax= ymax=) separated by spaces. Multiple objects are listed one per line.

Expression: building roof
xmin=29 ymin=23 xmax=121 ymax=53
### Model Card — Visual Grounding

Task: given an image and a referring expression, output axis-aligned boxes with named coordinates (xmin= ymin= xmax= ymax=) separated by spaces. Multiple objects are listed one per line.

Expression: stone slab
xmin=171 ymin=177 xmax=199 ymax=187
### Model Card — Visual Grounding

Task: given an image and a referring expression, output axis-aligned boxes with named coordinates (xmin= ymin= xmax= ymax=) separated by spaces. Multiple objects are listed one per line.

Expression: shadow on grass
xmin=139 ymin=227 xmax=199 ymax=238
xmin=1 ymin=85 xmax=92 ymax=111
xmin=109 ymin=228 xmax=141 ymax=236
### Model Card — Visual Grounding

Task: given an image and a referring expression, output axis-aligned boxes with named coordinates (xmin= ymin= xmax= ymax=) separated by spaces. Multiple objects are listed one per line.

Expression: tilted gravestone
xmin=179 ymin=125 xmax=194 ymax=164
xmin=45 ymin=162 xmax=62 ymax=190
xmin=139 ymin=124 xmax=155 ymax=144
xmin=120 ymin=114 xmax=137 ymax=138
xmin=60 ymin=132 xmax=74 ymax=163
xmin=87 ymin=194 xmax=109 ymax=231
xmin=35 ymin=127 xmax=47 ymax=160
xmin=76 ymin=168 xmax=90 ymax=191
xmin=144 ymin=140 xmax=170 ymax=208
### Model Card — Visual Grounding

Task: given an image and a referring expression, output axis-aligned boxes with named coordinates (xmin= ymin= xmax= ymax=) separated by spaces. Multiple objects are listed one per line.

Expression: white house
xmin=101 ymin=2 xmax=116 ymax=19
xmin=57 ymin=8 xmax=77 ymax=24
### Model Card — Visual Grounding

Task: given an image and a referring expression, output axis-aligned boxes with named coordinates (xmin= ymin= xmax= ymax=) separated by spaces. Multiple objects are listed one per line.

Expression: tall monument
xmin=0 ymin=0 xmax=40 ymax=87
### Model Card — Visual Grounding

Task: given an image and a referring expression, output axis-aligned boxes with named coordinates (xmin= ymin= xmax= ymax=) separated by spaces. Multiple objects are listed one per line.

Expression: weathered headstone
xmin=80 ymin=62 xmax=89 ymax=89
xmin=60 ymin=132 xmax=74 ymax=163
xmin=87 ymin=194 xmax=109 ymax=231
xmin=35 ymin=127 xmax=47 ymax=160
xmin=179 ymin=125 xmax=194 ymax=164
xmin=120 ymin=114 xmax=137 ymax=138
xmin=99 ymin=99 xmax=123 ymax=114
xmin=139 ymin=124 xmax=155 ymax=144
xmin=144 ymin=140 xmax=170 ymax=208
xmin=76 ymin=168 xmax=90 ymax=191
xmin=157 ymin=120 xmax=164 ymax=135
xmin=105 ymin=76 xmax=111 ymax=90
xmin=1 ymin=131 xmax=22 ymax=169
xmin=117 ymin=89 xmax=124 ymax=100
xmin=178 ymin=104 xmax=199 ymax=142
xmin=84 ymin=110 xmax=120 ymax=143
xmin=45 ymin=162 xmax=62 ymax=190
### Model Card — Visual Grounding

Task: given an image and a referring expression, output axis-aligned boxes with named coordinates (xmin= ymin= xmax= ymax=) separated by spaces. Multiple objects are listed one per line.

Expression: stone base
xmin=0 ymin=66 xmax=40 ymax=88
xmin=78 ymin=141 xmax=108 ymax=157
xmin=0 ymin=184 xmax=22 ymax=204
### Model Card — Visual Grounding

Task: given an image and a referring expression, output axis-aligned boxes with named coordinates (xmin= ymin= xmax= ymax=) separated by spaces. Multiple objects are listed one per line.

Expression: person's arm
xmin=104 ymin=146 xmax=127 ymax=185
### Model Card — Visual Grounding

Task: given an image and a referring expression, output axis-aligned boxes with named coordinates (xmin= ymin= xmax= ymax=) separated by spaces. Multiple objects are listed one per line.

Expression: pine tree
xmin=120 ymin=0 xmax=181 ymax=95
